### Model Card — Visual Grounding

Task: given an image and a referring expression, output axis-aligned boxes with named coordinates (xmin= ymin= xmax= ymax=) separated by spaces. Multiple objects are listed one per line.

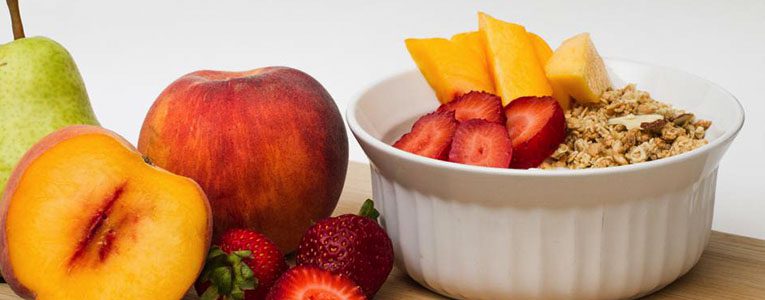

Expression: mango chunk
xmin=478 ymin=12 xmax=552 ymax=106
xmin=451 ymin=31 xmax=486 ymax=59
xmin=528 ymin=32 xmax=553 ymax=62
xmin=545 ymin=33 xmax=611 ymax=104
xmin=528 ymin=32 xmax=572 ymax=110
xmin=405 ymin=37 xmax=495 ymax=103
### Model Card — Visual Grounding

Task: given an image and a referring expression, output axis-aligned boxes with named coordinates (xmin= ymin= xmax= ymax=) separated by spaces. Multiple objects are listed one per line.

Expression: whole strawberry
xmin=196 ymin=228 xmax=288 ymax=300
xmin=296 ymin=199 xmax=394 ymax=298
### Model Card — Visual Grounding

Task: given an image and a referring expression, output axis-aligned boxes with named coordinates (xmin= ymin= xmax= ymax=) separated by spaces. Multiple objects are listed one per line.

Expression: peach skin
xmin=138 ymin=66 xmax=348 ymax=253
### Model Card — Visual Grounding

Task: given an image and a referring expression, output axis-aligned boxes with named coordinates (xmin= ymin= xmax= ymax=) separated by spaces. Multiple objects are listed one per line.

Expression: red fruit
xmin=393 ymin=111 xmax=458 ymax=160
xmin=266 ymin=266 xmax=366 ymax=300
xmin=504 ymin=96 xmax=566 ymax=169
xmin=437 ymin=91 xmax=505 ymax=123
xmin=448 ymin=119 xmax=513 ymax=168
xmin=196 ymin=228 xmax=288 ymax=300
xmin=138 ymin=67 xmax=348 ymax=254
xmin=296 ymin=200 xmax=393 ymax=298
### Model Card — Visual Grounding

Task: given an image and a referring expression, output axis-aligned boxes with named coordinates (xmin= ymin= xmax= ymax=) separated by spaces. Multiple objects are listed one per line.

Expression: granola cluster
xmin=541 ymin=84 xmax=711 ymax=169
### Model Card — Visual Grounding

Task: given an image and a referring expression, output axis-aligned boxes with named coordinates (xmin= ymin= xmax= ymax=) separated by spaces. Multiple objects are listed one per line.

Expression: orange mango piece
xmin=451 ymin=31 xmax=486 ymax=59
xmin=405 ymin=37 xmax=495 ymax=103
xmin=528 ymin=32 xmax=572 ymax=110
xmin=528 ymin=32 xmax=553 ymax=62
xmin=478 ymin=12 xmax=552 ymax=106
xmin=545 ymin=33 xmax=612 ymax=104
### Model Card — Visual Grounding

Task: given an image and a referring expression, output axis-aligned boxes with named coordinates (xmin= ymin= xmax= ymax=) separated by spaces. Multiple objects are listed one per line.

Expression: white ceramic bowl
xmin=347 ymin=58 xmax=744 ymax=300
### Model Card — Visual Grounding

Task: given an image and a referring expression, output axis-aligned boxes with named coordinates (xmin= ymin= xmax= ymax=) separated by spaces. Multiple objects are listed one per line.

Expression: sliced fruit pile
xmin=197 ymin=199 xmax=393 ymax=300
xmin=400 ymin=12 xmax=613 ymax=169
xmin=394 ymin=92 xmax=565 ymax=169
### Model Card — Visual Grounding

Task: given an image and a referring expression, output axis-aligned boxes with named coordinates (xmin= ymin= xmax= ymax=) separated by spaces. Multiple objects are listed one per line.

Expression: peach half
xmin=0 ymin=125 xmax=212 ymax=300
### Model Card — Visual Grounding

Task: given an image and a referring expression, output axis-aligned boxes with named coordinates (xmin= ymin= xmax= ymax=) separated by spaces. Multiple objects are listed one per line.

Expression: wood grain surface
xmin=0 ymin=162 xmax=762 ymax=299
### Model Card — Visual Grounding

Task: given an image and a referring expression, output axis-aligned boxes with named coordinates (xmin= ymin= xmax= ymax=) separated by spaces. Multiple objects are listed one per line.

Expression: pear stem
xmin=6 ymin=0 xmax=24 ymax=40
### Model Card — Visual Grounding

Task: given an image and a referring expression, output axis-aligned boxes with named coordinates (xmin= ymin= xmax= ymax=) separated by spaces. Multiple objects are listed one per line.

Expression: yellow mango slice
xmin=405 ymin=38 xmax=495 ymax=103
xmin=478 ymin=12 xmax=552 ymax=106
xmin=528 ymin=32 xmax=553 ymax=62
xmin=528 ymin=32 xmax=572 ymax=110
xmin=451 ymin=31 xmax=486 ymax=59
xmin=545 ymin=33 xmax=612 ymax=104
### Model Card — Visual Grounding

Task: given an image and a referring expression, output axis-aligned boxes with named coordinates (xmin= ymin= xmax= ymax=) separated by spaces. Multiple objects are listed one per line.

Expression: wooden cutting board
xmin=0 ymin=162 xmax=763 ymax=299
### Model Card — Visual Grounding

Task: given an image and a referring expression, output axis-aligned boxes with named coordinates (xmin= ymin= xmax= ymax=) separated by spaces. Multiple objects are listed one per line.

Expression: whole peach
xmin=138 ymin=67 xmax=348 ymax=252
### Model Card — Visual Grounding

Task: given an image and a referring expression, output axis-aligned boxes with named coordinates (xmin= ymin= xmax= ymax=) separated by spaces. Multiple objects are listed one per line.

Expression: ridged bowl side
xmin=372 ymin=166 xmax=716 ymax=300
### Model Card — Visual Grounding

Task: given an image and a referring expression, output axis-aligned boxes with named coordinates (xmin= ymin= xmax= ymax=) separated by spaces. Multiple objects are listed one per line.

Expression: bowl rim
xmin=346 ymin=58 xmax=745 ymax=177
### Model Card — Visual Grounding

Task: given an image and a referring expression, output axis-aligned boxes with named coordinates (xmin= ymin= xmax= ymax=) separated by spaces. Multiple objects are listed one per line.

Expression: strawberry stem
xmin=198 ymin=246 xmax=258 ymax=300
xmin=211 ymin=267 xmax=233 ymax=295
xmin=200 ymin=286 xmax=219 ymax=300
xmin=358 ymin=199 xmax=380 ymax=220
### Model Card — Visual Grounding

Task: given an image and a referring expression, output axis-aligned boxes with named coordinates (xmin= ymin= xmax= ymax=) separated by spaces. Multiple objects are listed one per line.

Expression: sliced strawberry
xmin=504 ymin=96 xmax=566 ymax=169
xmin=265 ymin=266 xmax=367 ymax=300
xmin=447 ymin=119 xmax=513 ymax=168
xmin=437 ymin=91 xmax=505 ymax=123
xmin=393 ymin=111 xmax=458 ymax=160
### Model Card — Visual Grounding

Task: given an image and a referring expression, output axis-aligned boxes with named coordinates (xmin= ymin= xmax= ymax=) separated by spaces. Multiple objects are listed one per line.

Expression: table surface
xmin=0 ymin=162 xmax=763 ymax=299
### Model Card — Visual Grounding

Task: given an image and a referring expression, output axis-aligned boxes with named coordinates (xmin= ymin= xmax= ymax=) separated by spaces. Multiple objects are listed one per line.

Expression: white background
xmin=2 ymin=1 xmax=763 ymax=238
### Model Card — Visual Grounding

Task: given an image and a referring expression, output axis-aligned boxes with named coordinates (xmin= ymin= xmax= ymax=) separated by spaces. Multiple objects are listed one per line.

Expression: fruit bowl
xmin=346 ymin=58 xmax=744 ymax=300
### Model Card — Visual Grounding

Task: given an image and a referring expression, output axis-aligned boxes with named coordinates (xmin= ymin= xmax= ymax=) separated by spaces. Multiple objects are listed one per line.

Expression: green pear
xmin=0 ymin=0 xmax=99 ymax=191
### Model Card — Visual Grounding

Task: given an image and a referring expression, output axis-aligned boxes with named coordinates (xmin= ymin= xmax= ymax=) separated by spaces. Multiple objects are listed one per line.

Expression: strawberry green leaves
xmin=198 ymin=246 xmax=257 ymax=300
